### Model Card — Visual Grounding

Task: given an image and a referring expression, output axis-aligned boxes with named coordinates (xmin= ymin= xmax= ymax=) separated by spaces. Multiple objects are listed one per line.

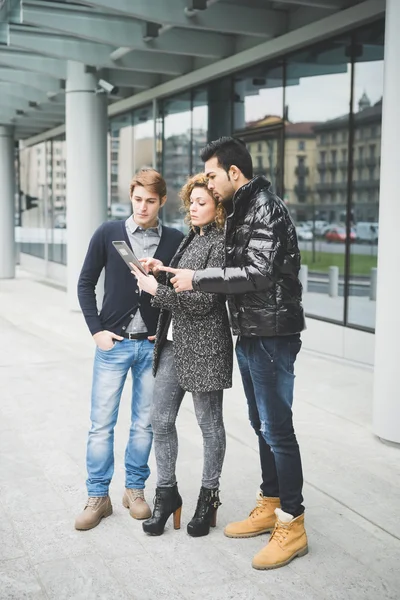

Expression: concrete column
xmin=0 ymin=125 xmax=15 ymax=279
xmin=66 ymin=62 xmax=108 ymax=310
xmin=233 ymin=79 xmax=246 ymax=131
xmin=208 ymin=78 xmax=233 ymax=141
xmin=373 ymin=0 xmax=400 ymax=445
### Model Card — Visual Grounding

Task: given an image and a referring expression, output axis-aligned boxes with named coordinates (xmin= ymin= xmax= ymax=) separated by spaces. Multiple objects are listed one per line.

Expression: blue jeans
xmin=86 ymin=339 xmax=154 ymax=497
xmin=235 ymin=334 xmax=304 ymax=517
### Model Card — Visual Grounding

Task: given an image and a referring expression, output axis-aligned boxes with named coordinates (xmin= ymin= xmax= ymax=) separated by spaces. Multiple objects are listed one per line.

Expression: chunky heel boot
xmin=142 ymin=484 xmax=182 ymax=536
xmin=187 ymin=487 xmax=221 ymax=538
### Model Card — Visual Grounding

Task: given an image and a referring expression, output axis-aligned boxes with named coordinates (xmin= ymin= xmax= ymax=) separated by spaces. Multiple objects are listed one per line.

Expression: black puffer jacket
xmin=192 ymin=176 xmax=305 ymax=337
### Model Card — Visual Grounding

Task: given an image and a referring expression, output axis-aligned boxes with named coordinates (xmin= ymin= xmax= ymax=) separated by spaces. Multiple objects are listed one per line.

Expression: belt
xmin=122 ymin=332 xmax=150 ymax=340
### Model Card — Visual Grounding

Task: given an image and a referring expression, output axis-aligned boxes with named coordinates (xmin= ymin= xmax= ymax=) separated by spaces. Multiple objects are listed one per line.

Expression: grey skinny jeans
xmin=151 ymin=342 xmax=226 ymax=489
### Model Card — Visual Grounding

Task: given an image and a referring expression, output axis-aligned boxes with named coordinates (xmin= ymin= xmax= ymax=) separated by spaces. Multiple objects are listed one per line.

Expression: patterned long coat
xmin=152 ymin=223 xmax=233 ymax=392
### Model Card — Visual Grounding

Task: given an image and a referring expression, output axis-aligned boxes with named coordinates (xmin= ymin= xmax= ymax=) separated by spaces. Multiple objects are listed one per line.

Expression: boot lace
xmin=86 ymin=497 xmax=103 ymax=510
xmin=249 ymin=494 xmax=267 ymax=518
xmin=127 ymin=489 xmax=144 ymax=502
xmin=152 ymin=489 xmax=163 ymax=513
xmin=269 ymin=521 xmax=289 ymax=546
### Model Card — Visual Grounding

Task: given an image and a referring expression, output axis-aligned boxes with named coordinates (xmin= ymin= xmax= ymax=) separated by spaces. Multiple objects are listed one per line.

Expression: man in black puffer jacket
xmin=161 ymin=137 xmax=308 ymax=571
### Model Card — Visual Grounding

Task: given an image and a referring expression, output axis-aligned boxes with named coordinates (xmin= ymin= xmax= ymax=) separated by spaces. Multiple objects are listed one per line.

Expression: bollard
xmin=370 ymin=267 xmax=377 ymax=301
xmin=328 ymin=266 xmax=339 ymax=298
xmin=299 ymin=264 xmax=308 ymax=293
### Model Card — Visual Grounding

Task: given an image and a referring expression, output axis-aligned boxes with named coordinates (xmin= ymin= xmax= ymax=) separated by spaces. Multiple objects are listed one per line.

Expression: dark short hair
xmin=200 ymin=136 xmax=253 ymax=180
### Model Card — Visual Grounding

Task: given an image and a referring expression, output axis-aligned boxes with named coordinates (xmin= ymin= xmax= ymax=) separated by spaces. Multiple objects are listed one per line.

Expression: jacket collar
xmin=192 ymin=221 xmax=218 ymax=236
xmin=232 ymin=175 xmax=272 ymax=211
xmin=126 ymin=215 xmax=162 ymax=236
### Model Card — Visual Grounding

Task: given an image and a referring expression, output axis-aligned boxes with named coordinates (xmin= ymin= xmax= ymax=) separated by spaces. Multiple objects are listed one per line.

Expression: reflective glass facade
xmin=18 ymin=136 xmax=67 ymax=265
xmin=17 ymin=20 xmax=384 ymax=333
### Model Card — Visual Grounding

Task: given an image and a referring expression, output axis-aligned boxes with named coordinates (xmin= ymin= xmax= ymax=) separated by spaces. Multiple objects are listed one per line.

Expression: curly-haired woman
xmin=130 ymin=173 xmax=233 ymax=538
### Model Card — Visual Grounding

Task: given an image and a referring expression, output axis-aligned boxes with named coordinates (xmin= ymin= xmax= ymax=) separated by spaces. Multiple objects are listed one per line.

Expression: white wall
xmin=301 ymin=317 xmax=375 ymax=366
xmin=19 ymin=253 xmax=67 ymax=287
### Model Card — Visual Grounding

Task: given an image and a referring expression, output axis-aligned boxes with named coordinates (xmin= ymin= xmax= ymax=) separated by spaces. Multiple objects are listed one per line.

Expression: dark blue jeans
xmin=235 ymin=334 xmax=304 ymax=517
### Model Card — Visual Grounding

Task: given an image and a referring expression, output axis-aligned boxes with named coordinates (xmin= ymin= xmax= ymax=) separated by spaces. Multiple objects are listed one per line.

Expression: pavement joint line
xmin=301 ymin=348 xmax=374 ymax=372
xmin=304 ymin=481 xmax=400 ymax=543
xmin=36 ymin=278 xmax=67 ymax=292
xmin=295 ymin=398 xmax=373 ymax=432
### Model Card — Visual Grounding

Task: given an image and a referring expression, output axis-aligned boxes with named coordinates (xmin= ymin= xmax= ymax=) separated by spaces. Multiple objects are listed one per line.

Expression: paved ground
xmin=1 ymin=270 xmax=399 ymax=600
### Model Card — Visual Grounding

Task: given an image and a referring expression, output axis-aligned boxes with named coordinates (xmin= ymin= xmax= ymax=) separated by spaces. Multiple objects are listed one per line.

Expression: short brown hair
xmin=129 ymin=168 xmax=166 ymax=200
xmin=180 ymin=173 xmax=226 ymax=230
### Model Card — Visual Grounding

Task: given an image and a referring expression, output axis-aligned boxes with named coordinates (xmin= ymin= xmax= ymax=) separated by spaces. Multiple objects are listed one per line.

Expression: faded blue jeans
xmin=86 ymin=339 xmax=154 ymax=497
xmin=236 ymin=334 xmax=304 ymax=517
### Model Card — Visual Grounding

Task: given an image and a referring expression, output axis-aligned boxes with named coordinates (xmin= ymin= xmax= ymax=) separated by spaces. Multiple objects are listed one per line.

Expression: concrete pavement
xmin=0 ymin=270 xmax=399 ymax=600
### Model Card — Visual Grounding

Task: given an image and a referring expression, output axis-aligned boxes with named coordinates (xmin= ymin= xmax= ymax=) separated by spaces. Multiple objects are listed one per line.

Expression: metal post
xmin=370 ymin=267 xmax=377 ymax=301
xmin=299 ymin=264 xmax=308 ymax=293
xmin=328 ymin=266 xmax=339 ymax=298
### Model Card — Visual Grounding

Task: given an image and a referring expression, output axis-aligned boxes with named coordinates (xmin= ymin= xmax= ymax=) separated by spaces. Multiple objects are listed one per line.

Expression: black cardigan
xmin=77 ymin=220 xmax=184 ymax=337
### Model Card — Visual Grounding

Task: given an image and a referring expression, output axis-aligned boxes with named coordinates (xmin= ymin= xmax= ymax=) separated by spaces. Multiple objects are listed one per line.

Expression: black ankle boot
xmin=142 ymin=484 xmax=182 ymax=536
xmin=187 ymin=487 xmax=221 ymax=538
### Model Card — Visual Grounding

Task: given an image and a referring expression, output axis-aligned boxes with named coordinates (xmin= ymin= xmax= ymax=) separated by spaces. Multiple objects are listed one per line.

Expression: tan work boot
xmin=252 ymin=507 xmax=308 ymax=570
xmin=122 ymin=488 xmax=151 ymax=519
xmin=74 ymin=496 xmax=113 ymax=530
xmin=224 ymin=490 xmax=280 ymax=538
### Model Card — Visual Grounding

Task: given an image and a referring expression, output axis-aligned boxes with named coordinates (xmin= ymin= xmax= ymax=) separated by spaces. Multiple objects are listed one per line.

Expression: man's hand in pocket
xmin=93 ymin=330 xmax=123 ymax=351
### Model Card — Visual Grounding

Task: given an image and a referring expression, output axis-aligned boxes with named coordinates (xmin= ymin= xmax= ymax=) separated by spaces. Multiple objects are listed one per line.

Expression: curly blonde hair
xmin=179 ymin=173 xmax=226 ymax=230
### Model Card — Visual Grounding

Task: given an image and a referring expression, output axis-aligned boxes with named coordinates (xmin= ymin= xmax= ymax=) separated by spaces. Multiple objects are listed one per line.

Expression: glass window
xmin=108 ymin=112 xmax=133 ymax=217
xmin=161 ymin=93 xmax=192 ymax=228
xmin=285 ymin=37 xmax=352 ymax=324
xmin=14 ymin=147 xmax=21 ymax=229
xmin=18 ymin=138 xmax=67 ymax=265
xmin=233 ymin=62 xmax=284 ymax=194
xmin=107 ymin=105 xmax=154 ymax=221
xmin=19 ymin=141 xmax=48 ymax=260
xmin=48 ymin=136 xmax=67 ymax=264
xmin=348 ymin=22 xmax=384 ymax=330
xmin=133 ymin=105 xmax=154 ymax=173
xmin=157 ymin=89 xmax=208 ymax=230
xmin=192 ymin=88 xmax=208 ymax=175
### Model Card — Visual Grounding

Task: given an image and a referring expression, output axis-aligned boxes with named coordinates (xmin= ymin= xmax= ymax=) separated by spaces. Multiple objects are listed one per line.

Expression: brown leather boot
xmin=224 ymin=491 xmax=280 ymax=538
xmin=74 ymin=496 xmax=113 ymax=530
xmin=252 ymin=508 xmax=309 ymax=570
xmin=122 ymin=488 xmax=151 ymax=519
